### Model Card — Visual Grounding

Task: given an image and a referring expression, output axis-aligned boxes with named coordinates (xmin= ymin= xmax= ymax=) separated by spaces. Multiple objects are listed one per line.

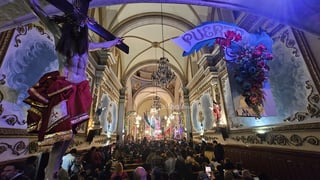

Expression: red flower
xmin=250 ymin=96 xmax=259 ymax=104
xmin=234 ymin=34 xmax=242 ymax=41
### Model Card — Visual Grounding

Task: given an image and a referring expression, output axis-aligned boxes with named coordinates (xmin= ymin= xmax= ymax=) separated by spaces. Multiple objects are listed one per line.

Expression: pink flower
xmin=265 ymin=54 xmax=273 ymax=60
xmin=224 ymin=30 xmax=242 ymax=43
xmin=253 ymin=50 xmax=262 ymax=58
xmin=225 ymin=31 xmax=236 ymax=39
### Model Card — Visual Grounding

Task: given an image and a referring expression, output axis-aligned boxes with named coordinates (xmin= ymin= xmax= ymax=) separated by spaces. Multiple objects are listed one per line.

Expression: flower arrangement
xmin=233 ymin=44 xmax=273 ymax=118
xmin=216 ymin=31 xmax=273 ymax=118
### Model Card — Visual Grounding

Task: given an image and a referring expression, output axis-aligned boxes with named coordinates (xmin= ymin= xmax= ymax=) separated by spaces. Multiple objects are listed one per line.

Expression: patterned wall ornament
xmin=0 ymin=75 xmax=25 ymax=127
xmin=231 ymin=133 xmax=319 ymax=147
xmin=0 ymin=140 xmax=38 ymax=157
xmin=14 ymin=24 xmax=52 ymax=47
xmin=273 ymin=29 xmax=300 ymax=57
xmin=284 ymin=81 xmax=320 ymax=122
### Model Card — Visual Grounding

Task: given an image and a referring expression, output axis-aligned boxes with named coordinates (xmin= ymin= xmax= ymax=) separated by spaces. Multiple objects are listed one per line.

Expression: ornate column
xmin=183 ymin=87 xmax=193 ymax=141
xmin=117 ymin=87 xmax=126 ymax=142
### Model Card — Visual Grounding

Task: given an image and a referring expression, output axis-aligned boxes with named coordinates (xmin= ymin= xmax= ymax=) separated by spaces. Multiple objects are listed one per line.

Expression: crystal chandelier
xmin=151 ymin=95 xmax=161 ymax=111
xmin=152 ymin=57 xmax=175 ymax=88
xmin=152 ymin=2 xmax=175 ymax=88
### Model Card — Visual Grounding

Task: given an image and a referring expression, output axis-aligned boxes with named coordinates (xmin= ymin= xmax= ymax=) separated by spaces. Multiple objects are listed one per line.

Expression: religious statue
xmin=25 ymin=0 xmax=123 ymax=179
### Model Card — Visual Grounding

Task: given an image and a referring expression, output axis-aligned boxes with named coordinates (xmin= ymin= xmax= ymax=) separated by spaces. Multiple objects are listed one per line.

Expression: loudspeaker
xmin=220 ymin=127 xmax=229 ymax=140
xmin=86 ymin=128 xmax=102 ymax=143
xmin=86 ymin=129 xmax=96 ymax=143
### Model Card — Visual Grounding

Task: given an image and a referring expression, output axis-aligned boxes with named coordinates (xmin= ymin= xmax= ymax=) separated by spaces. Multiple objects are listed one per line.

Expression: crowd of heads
xmin=0 ymin=138 xmax=267 ymax=180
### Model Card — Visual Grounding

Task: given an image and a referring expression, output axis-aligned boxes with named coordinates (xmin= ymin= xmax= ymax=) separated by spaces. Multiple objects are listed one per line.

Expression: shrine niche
xmin=191 ymin=92 xmax=226 ymax=134
xmin=98 ymin=94 xmax=118 ymax=135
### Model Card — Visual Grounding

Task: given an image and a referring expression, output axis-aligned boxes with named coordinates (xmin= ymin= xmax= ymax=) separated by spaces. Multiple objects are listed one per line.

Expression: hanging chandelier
xmin=151 ymin=95 xmax=161 ymax=111
xmin=152 ymin=57 xmax=175 ymax=88
xmin=152 ymin=2 xmax=175 ymax=88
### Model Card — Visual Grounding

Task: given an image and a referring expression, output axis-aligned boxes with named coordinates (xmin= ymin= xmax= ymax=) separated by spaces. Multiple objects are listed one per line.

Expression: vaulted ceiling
xmin=0 ymin=0 xmax=319 ymax=117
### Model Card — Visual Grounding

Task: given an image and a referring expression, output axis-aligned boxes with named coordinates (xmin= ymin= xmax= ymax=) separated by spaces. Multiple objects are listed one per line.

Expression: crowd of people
xmin=1 ymin=138 xmax=268 ymax=180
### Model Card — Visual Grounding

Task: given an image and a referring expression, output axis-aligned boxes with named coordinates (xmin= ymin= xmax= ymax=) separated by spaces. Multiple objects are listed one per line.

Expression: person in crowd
xmin=69 ymin=155 xmax=85 ymax=178
xmin=223 ymin=157 xmax=235 ymax=170
xmin=212 ymin=140 xmax=224 ymax=163
xmin=185 ymin=155 xmax=201 ymax=180
xmin=146 ymin=150 xmax=164 ymax=169
xmin=213 ymin=165 xmax=224 ymax=180
xmin=185 ymin=155 xmax=201 ymax=172
xmin=61 ymin=148 xmax=77 ymax=176
xmin=26 ymin=1 xmax=122 ymax=179
xmin=83 ymin=146 xmax=103 ymax=176
xmin=99 ymin=158 xmax=113 ymax=179
xmin=23 ymin=156 xmax=37 ymax=180
xmin=150 ymin=167 xmax=168 ymax=180
xmin=195 ymin=152 xmax=210 ymax=170
xmin=224 ymin=170 xmax=235 ymax=180
xmin=241 ymin=169 xmax=254 ymax=180
xmin=133 ymin=166 xmax=148 ymax=180
xmin=57 ymin=165 xmax=70 ymax=180
xmin=175 ymin=153 xmax=187 ymax=180
xmin=197 ymin=171 xmax=212 ymax=180
xmin=1 ymin=163 xmax=30 ymax=180
xmin=164 ymin=151 xmax=176 ymax=175
xmin=233 ymin=162 xmax=244 ymax=178
xmin=110 ymin=161 xmax=129 ymax=180
xmin=168 ymin=171 xmax=183 ymax=180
